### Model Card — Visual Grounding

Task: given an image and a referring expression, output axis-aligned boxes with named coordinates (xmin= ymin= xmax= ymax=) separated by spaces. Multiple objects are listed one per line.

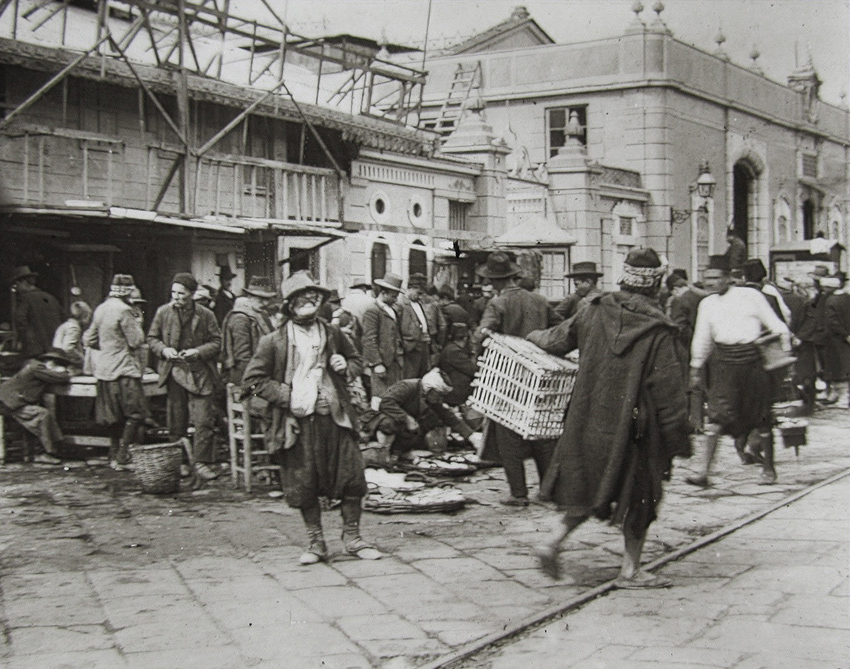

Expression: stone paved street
xmin=1 ymin=406 xmax=849 ymax=668
xmin=456 ymin=470 xmax=850 ymax=669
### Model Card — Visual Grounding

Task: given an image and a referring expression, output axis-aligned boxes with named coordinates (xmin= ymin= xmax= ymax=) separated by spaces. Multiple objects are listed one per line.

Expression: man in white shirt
xmin=688 ymin=255 xmax=791 ymax=487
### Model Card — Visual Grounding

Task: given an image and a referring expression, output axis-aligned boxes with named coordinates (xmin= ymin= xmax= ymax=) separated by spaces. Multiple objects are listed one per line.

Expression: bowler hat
xmin=809 ymin=265 xmax=830 ymax=279
xmin=407 ymin=273 xmax=428 ymax=290
xmin=707 ymin=255 xmax=730 ymax=273
xmin=11 ymin=266 xmax=38 ymax=283
xmin=373 ymin=273 xmax=405 ymax=293
xmin=243 ymin=276 xmax=277 ymax=299
xmin=217 ymin=265 xmax=236 ymax=281
xmin=281 ymin=270 xmax=330 ymax=302
xmin=128 ymin=287 xmax=146 ymax=304
xmin=327 ymin=289 xmax=341 ymax=304
xmin=565 ymin=261 xmax=602 ymax=279
xmin=39 ymin=347 xmax=72 ymax=365
xmin=477 ymin=252 xmax=520 ymax=280
xmin=350 ymin=280 xmax=372 ymax=291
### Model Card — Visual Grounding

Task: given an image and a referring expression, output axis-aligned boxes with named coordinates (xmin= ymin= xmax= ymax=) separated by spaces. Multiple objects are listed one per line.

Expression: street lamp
xmin=670 ymin=161 xmax=716 ymax=224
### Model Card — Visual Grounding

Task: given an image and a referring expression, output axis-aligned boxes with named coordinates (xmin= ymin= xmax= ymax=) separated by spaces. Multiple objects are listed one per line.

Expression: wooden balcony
xmin=0 ymin=126 xmax=342 ymax=225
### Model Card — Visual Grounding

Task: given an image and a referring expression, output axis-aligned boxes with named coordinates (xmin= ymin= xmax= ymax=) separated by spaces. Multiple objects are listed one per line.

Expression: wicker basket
xmin=468 ymin=333 xmax=578 ymax=440
xmin=131 ymin=442 xmax=184 ymax=494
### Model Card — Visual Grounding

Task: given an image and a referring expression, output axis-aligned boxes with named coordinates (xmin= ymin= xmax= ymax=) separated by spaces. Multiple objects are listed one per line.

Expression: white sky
xmin=233 ymin=0 xmax=850 ymax=105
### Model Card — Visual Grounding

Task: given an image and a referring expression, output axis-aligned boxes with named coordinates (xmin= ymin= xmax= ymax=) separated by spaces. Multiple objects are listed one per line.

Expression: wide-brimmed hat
xmin=707 ymin=255 xmax=731 ymax=273
xmin=373 ymin=273 xmax=404 ymax=293
xmin=217 ymin=265 xmax=236 ymax=281
xmin=193 ymin=285 xmax=213 ymax=302
xmin=350 ymin=280 xmax=372 ymax=291
xmin=11 ymin=266 xmax=38 ymax=283
xmin=38 ymin=347 xmax=73 ymax=365
xmin=809 ymin=265 xmax=830 ymax=279
xmin=109 ymin=274 xmax=136 ymax=298
xmin=281 ymin=270 xmax=331 ymax=302
xmin=477 ymin=252 xmax=520 ymax=280
xmin=243 ymin=276 xmax=277 ymax=299
xmin=565 ymin=261 xmax=602 ymax=279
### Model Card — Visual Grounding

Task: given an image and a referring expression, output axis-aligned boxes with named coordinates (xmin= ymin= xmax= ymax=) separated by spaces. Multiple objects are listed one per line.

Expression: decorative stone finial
xmin=714 ymin=26 xmax=728 ymax=60
xmin=511 ymin=6 xmax=530 ymax=20
xmin=625 ymin=1 xmax=646 ymax=34
xmin=749 ymin=46 xmax=764 ymax=74
xmin=648 ymin=0 xmax=671 ymax=35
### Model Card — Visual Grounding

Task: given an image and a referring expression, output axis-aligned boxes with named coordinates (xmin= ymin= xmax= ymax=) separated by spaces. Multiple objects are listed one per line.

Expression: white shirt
xmin=410 ymin=300 xmax=429 ymax=334
xmin=690 ymin=286 xmax=790 ymax=369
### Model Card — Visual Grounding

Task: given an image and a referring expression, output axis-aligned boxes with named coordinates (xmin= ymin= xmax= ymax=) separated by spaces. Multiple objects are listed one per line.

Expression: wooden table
xmin=47 ymin=373 xmax=165 ymax=447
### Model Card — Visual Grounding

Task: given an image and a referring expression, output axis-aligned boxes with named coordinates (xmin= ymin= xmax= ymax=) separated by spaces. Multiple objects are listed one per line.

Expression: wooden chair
xmin=225 ymin=383 xmax=280 ymax=492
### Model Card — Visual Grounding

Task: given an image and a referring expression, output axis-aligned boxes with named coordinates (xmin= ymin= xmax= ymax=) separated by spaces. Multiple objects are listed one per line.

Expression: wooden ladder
xmin=435 ymin=61 xmax=482 ymax=137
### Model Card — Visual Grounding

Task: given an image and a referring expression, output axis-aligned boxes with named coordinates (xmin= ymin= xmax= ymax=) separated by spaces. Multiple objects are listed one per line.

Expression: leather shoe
xmin=194 ymin=463 xmax=219 ymax=481
xmin=500 ymin=495 xmax=530 ymax=507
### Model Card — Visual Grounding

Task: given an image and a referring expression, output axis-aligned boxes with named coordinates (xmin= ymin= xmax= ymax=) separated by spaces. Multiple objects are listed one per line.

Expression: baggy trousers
xmin=492 ymin=422 xmax=555 ymax=499
xmin=166 ymin=377 xmax=215 ymax=464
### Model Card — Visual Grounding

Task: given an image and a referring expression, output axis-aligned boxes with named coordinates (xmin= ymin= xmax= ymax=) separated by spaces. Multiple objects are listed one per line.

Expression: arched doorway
xmin=802 ymin=198 xmax=816 ymax=239
xmin=409 ymin=240 xmax=427 ymax=281
xmin=370 ymin=241 xmax=389 ymax=282
xmin=733 ymin=161 xmax=756 ymax=246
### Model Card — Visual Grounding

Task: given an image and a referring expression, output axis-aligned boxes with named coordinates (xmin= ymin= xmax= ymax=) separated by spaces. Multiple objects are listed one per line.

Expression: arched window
xmin=733 ymin=161 xmax=756 ymax=246
xmin=409 ymin=240 xmax=427 ymax=280
xmin=371 ymin=241 xmax=389 ymax=282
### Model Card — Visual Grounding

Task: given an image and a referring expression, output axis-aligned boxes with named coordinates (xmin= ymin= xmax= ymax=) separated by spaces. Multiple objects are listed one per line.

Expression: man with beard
xmin=527 ymin=247 xmax=690 ymax=587
xmin=242 ymin=271 xmax=381 ymax=565
xmin=147 ymin=273 xmax=222 ymax=481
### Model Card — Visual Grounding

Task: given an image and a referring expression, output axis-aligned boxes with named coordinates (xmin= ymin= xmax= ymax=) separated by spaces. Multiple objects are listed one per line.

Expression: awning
xmin=495 ymin=216 xmax=577 ymax=248
xmin=0 ymin=205 xmax=350 ymax=239
xmin=771 ymin=239 xmax=845 ymax=255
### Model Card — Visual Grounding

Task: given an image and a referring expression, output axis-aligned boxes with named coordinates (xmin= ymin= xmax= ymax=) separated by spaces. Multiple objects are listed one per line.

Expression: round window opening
xmin=375 ymin=198 xmax=386 ymax=215
xmin=412 ymin=202 xmax=422 ymax=218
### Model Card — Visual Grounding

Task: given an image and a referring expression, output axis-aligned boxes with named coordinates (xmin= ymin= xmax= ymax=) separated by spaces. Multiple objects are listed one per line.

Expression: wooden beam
xmin=0 ymin=29 xmax=117 ymax=131
xmin=152 ymin=154 xmax=182 ymax=210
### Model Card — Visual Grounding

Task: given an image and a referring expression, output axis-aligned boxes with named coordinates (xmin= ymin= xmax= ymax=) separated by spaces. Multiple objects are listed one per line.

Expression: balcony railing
xmin=0 ymin=128 xmax=341 ymax=224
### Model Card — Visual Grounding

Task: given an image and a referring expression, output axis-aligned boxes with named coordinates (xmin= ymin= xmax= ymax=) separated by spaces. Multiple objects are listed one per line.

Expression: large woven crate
xmin=468 ymin=333 xmax=578 ymax=440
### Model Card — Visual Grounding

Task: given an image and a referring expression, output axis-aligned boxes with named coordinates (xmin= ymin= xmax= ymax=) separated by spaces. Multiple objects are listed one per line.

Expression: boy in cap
xmin=0 ymin=348 xmax=72 ymax=464
xmin=147 ymin=273 xmax=222 ymax=481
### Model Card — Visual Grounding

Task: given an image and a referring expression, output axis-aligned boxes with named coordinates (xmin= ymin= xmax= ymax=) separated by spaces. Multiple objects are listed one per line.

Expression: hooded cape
xmin=528 ymin=291 xmax=690 ymax=528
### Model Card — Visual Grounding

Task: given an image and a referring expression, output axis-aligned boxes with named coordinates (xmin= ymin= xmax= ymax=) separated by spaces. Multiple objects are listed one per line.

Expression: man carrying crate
xmin=475 ymin=252 xmax=563 ymax=506
xmin=527 ymin=247 xmax=691 ymax=588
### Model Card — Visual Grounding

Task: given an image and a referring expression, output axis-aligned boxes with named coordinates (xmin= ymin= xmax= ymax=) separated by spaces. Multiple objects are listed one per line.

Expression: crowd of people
xmin=2 ymin=235 xmax=848 ymax=580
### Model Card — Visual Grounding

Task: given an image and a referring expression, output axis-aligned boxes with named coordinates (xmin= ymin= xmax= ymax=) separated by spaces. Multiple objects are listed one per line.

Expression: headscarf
xmin=421 ymin=368 xmax=452 ymax=395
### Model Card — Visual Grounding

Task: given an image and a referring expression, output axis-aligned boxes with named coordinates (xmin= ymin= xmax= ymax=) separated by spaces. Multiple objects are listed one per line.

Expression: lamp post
xmin=670 ymin=161 xmax=716 ymax=224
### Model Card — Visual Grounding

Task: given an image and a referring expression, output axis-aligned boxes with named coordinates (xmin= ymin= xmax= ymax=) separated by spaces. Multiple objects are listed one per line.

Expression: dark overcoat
xmin=241 ymin=320 xmax=362 ymax=450
xmin=528 ymin=291 xmax=690 ymax=529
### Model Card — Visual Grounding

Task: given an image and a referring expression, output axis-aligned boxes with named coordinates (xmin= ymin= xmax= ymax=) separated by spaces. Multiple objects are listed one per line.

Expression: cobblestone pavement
xmin=1 ymin=406 xmax=849 ymax=668
xmin=456 ymin=472 xmax=850 ymax=669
